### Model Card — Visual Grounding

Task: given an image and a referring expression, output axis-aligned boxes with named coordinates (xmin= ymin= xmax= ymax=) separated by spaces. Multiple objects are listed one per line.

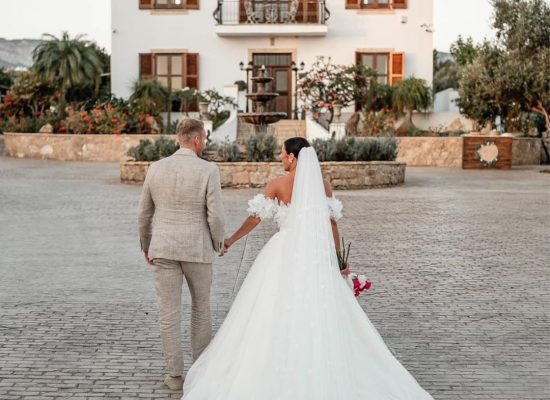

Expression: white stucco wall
xmin=111 ymin=0 xmax=433 ymax=99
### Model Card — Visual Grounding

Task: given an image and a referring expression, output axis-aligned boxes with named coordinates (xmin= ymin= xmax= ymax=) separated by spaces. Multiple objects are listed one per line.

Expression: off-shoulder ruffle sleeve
xmin=327 ymin=196 xmax=343 ymax=221
xmin=247 ymin=194 xmax=277 ymax=220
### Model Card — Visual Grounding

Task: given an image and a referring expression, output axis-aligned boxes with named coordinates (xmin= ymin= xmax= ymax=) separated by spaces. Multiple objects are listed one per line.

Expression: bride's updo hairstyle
xmin=284 ymin=137 xmax=311 ymax=159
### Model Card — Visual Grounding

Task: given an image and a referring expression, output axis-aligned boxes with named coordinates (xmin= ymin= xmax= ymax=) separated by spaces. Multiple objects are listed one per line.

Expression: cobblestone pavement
xmin=0 ymin=156 xmax=549 ymax=400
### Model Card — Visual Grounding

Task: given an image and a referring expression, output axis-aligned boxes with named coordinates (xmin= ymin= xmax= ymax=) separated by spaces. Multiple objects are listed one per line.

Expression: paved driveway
xmin=0 ymin=156 xmax=548 ymax=399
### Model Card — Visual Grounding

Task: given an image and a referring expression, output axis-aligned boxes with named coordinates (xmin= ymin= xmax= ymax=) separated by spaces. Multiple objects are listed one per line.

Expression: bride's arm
xmin=323 ymin=180 xmax=341 ymax=252
xmin=220 ymin=182 xmax=277 ymax=256
xmin=324 ymin=180 xmax=349 ymax=276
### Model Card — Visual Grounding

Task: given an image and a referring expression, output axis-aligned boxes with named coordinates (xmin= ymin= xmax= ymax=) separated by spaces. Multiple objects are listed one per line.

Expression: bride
xmin=182 ymin=137 xmax=434 ymax=399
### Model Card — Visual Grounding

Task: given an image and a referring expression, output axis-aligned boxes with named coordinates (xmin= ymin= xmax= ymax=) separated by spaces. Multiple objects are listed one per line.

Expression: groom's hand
xmin=143 ymin=251 xmax=154 ymax=266
xmin=219 ymin=240 xmax=231 ymax=257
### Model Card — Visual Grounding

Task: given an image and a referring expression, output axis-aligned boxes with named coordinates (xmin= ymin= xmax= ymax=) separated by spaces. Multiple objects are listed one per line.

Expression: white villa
xmin=111 ymin=0 xmax=435 ymax=136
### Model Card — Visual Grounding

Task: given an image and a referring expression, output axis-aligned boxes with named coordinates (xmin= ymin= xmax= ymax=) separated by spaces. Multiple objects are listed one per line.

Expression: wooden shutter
xmin=392 ymin=0 xmax=407 ymax=9
xmin=389 ymin=52 xmax=405 ymax=85
xmin=345 ymin=0 xmax=361 ymax=9
xmin=139 ymin=0 xmax=153 ymax=9
xmin=184 ymin=53 xmax=199 ymax=112
xmin=139 ymin=53 xmax=154 ymax=78
xmin=186 ymin=0 xmax=199 ymax=10
xmin=239 ymin=0 xmax=247 ymax=23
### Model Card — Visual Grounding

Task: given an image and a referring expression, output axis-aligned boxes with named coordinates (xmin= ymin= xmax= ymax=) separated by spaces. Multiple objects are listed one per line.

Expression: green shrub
xmin=245 ymin=132 xmax=277 ymax=162
xmin=312 ymin=138 xmax=337 ymax=162
xmin=127 ymin=136 xmax=178 ymax=162
xmin=217 ymin=139 xmax=241 ymax=162
xmin=312 ymin=137 xmax=397 ymax=162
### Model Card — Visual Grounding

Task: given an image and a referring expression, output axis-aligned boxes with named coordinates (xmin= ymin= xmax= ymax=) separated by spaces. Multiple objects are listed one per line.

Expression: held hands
xmin=219 ymin=239 xmax=232 ymax=257
xmin=341 ymin=266 xmax=351 ymax=277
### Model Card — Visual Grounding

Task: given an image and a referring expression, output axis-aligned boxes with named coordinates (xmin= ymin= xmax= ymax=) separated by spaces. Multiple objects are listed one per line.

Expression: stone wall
xmin=121 ymin=161 xmax=406 ymax=189
xmin=396 ymin=136 xmax=544 ymax=167
xmin=5 ymin=133 xmax=545 ymax=167
xmin=4 ymin=133 xmax=162 ymax=162
xmin=512 ymin=137 xmax=543 ymax=166
xmin=396 ymin=137 xmax=463 ymax=168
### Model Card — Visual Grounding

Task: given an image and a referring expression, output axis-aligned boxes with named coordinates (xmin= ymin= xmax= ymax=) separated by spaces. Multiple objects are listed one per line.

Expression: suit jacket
xmin=138 ymin=147 xmax=225 ymax=264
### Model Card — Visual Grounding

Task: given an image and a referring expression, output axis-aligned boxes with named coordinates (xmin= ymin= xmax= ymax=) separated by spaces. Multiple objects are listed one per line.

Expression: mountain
xmin=0 ymin=38 xmax=41 ymax=69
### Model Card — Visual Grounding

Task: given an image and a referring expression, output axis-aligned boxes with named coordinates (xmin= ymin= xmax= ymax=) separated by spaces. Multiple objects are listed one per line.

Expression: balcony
xmin=213 ymin=0 xmax=330 ymax=37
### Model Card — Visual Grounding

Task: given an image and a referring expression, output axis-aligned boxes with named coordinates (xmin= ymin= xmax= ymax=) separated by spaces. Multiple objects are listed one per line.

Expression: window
xmin=356 ymin=51 xmax=404 ymax=85
xmin=345 ymin=0 xmax=406 ymax=10
xmin=359 ymin=53 xmax=389 ymax=83
xmin=139 ymin=53 xmax=200 ymax=111
xmin=363 ymin=0 xmax=390 ymax=9
xmin=139 ymin=0 xmax=199 ymax=10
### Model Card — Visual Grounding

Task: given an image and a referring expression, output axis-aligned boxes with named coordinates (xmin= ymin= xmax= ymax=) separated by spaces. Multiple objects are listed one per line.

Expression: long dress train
xmin=182 ymin=148 xmax=434 ymax=400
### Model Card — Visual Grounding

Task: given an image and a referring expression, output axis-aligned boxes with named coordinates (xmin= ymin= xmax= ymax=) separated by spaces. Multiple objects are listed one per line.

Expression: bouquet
xmin=337 ymin=238 xmax=372 ymax=298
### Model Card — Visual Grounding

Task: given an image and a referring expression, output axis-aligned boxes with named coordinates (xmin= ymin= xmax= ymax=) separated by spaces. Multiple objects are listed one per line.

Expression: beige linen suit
xmin=138 ymin=147 xmax=225 ymax=377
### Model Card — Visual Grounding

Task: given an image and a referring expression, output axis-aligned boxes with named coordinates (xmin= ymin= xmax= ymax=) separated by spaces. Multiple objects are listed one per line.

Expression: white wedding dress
xmin=182 ymin=148 xmax=434 ymax=400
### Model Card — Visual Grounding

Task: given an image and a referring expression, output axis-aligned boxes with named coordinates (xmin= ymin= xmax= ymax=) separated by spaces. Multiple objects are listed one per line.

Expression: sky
xmin=0 ymin=0 xmax=494 ymax=52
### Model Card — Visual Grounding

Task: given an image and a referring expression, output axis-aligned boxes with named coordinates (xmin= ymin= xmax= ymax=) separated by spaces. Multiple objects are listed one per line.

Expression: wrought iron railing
xmin=214 ymin=0 xmax=330 ymax=25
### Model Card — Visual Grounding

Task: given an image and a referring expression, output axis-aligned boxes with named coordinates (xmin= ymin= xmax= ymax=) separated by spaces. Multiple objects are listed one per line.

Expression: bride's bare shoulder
xmin=264 ymin=176 xmax=284 ymax=198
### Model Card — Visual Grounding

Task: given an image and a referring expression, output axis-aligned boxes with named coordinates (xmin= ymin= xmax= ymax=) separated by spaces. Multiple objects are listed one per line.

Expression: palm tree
xmin=129 ymin=78 xmax=170 ymax=117
xmin=392 ymin=77 xmax=432 ymax=136
xmin=33 ymin=32 xmax=104 ymax=118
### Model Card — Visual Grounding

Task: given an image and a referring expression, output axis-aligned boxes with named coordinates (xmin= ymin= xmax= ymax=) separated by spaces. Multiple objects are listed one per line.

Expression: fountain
xmin=239 ymin=65 xmax=287 ymax=129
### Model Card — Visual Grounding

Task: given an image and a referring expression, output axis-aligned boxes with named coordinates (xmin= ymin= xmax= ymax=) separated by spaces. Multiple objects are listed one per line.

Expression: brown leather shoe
xmin=164 ymin=374 xmax=183 ymax=391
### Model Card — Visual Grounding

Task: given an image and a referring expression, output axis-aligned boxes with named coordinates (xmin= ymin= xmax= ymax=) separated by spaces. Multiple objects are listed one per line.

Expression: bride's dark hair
xmin=284 ymin=137 xmax=311 ymax=159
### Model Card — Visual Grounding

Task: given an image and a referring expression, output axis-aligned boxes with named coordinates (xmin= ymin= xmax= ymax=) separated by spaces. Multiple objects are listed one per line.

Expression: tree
xmin=450 ymin=35 xmax=480 ymax=67
xmin=456 ymin=43 xmax=504 ymax=130
xmin=3 ymin=70 xmax=57 ymax=117
xmin=433 ymin=57 xmax=460 ymax=93
xmin=66 ymin=43 xmax=111 ymax=106
xmin=129 ymin=78 xmax=170 ymax=116
xmin=457 ymin=0 xmax=549 ymax=133
xmin=32 ymin=32 xmax=104 ymax=118
xmin=0 ymin=69 xmax=14 ymax=92
xmin=392 ymin=77 xmax=432 ymax=135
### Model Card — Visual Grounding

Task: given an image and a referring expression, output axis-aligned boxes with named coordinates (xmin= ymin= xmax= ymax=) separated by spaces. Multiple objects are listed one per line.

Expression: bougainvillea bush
xmin=297 ymin=56 xmax=354 ymax=126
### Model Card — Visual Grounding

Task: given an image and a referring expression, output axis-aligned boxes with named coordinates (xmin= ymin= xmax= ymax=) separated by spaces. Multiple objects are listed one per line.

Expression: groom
xmin=138 ymin=118 xmax=225 ymax=390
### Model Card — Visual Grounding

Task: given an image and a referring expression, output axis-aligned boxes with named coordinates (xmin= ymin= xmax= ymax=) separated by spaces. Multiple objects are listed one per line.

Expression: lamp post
xmin=239 ymin=61 xmax=254 ymax=113
xmin=290 ymin=61 xmax=305 ymax=120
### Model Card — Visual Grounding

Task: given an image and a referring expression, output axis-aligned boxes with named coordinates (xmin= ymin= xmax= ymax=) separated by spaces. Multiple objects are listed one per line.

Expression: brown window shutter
xmin=345 ymin=0 xmax=361 ymax=9
xmin=184 ymin=53 xmax=199 ymax=112
xmin=239 ymin=0 xmax=247 ymax=23
xmin=307 ymin=1 xmax=319 ymax=23
xmin=185 ymin=53 xmax=199 ymax=88
xmin=139 ymin=0 xmax=153 ymax=9
xmin=186 ymin=0 xmax=199 ymax=9
xmin=392 ymin=0 xmax=407 ymax=9
xmin=139 ymin=53 xmax=154 ymax=78
xmin=355 ymin=51 xmax=361 ymax=65
xmin=389 ymin=52 xmax=405 ymax=85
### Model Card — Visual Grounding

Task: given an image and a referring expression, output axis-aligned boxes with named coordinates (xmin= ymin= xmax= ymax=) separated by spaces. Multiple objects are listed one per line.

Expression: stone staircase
xmin=237 ymin=119 xmax=306 ymax=145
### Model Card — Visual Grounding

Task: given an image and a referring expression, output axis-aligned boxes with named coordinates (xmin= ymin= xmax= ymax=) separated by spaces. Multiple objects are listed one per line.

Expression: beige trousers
xmin=153 ymin=258 xmax=213 ymax=377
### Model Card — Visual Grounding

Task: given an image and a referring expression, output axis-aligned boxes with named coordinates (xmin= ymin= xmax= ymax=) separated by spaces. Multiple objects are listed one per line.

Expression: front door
xmin=252 ymin=53 xmax=292 ymax=118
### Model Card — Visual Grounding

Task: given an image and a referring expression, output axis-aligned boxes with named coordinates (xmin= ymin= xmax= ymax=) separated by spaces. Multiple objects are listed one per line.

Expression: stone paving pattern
xmin=0 ymin=156 xmax=549 ymax=399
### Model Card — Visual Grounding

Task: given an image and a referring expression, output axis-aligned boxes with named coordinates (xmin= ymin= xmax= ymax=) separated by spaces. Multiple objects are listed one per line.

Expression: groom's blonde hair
xmin=176 ymin=118 xmax=205 ymax=144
